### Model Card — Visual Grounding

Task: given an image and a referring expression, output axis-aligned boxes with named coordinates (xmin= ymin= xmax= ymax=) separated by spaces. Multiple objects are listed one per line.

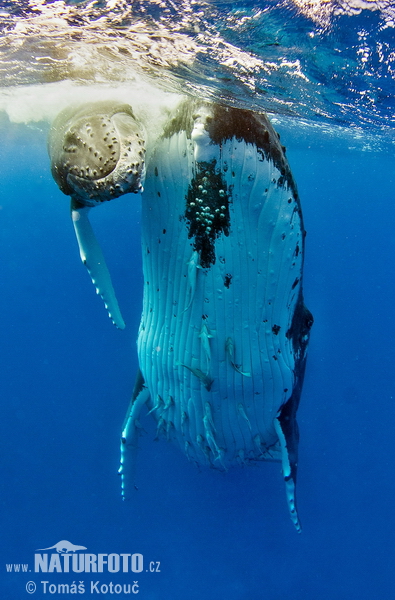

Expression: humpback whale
xmin=48 ymin=99 xmax=313 ymax=532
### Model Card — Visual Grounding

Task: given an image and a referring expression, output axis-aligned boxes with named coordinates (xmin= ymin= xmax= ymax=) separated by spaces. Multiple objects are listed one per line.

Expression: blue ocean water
xmin=0 ymin=2 xmax=394 ymax=599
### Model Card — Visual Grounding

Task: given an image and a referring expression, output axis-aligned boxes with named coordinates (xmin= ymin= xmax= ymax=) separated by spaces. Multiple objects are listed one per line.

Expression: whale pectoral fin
xmin=70 ymin=198 xmax=125 ymax=329
xmin=119 ymin=369 xmax=150 ymax=499
xmin=274 ymin=396 xmax=302 ymax=533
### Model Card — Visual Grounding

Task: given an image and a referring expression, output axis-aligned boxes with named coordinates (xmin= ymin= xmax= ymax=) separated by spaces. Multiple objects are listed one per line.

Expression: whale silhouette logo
xmin=36 ymin=540 xmax=87 ymax=554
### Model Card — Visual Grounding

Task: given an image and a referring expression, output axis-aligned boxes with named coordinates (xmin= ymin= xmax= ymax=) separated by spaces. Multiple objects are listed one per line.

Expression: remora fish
xmin=225 ymin=336 xmax=251 ymax=377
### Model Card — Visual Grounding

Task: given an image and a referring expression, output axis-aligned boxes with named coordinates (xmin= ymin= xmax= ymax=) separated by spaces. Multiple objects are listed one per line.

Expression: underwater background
xmin=0 ymin=1 xmax=394 ymax=598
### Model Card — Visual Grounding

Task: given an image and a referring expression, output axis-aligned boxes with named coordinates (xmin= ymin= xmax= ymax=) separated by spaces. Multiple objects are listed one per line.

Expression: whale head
xmin=48 ymin=101 xmax=146 ymax=206
xmin=48 ymin=101 xmax=147 ymax=329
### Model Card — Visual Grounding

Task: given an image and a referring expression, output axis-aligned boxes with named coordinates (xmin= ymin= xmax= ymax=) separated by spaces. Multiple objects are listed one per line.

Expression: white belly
xmin=138 ymin=112 xmax=304 ymax=468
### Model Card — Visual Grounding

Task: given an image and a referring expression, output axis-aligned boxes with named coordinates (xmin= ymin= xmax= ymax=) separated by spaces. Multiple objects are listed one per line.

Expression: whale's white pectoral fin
xmin=274 ymin=413 xmax=301 ymax=533
xmin=119 ymin=370 xmax=150 ymax=499
xmin=71 ymin=199 xmax=125 ymax=329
